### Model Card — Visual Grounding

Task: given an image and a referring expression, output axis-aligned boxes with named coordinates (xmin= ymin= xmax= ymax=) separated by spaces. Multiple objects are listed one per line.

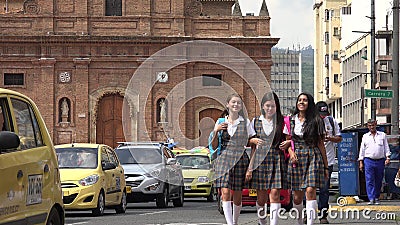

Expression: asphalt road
xmin=65 ymin=197 xmax=400 ymax=225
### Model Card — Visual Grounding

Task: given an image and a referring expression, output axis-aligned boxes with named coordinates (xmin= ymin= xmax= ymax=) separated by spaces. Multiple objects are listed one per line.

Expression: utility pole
xmin=371 ymin=0 xmax=376 ymax=120
xmin=393 ymin=0 xmax=399 ymax=134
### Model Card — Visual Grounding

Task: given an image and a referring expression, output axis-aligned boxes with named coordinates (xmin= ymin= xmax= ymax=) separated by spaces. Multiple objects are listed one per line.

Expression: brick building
xmin=0 ymin=0 xmax=278 ymax=148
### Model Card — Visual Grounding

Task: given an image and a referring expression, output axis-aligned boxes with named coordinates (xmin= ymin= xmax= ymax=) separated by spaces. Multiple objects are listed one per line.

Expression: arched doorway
xmin=96 ymin=94 xmax=125 ymax=148
xmin=198 ymin=108 xmax=223 ymax=147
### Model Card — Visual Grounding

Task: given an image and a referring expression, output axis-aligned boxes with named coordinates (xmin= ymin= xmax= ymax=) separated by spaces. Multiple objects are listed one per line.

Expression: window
xmin=325 ymin=9 xmax=330 ymax=20
xmin=4 ymin=73 xmax=24 ymax=86
xmin=325 ymin=32 xmax=329 ymax=44
xmin=333 ymin=27 xmax=340 ymax=36
xmin=333 ymin=51 xmax=339 ymax=60
xmin=380 ymin=99 xmax=391 ymax=109
xmin=379 ymin=72 xmax=390 ymax=82
xmin=342 ymin=6 xmax=351 ymax=15
xmin=11 ymin=98 xmax=43 ymax=149
xmin=325 ymin=54 xmax=329 ymax=67
xmin=0 ymin=98 xmax=11 ymax=131
xmin=105 ymin=0 xmax=122 ymax=16
xmin=334 ymin=74 xmax=340 ymax=83
xmin=202 ymin=74 xmax=222 ymax=86
xmin=325 ymin=77 xmax=330 ymax=90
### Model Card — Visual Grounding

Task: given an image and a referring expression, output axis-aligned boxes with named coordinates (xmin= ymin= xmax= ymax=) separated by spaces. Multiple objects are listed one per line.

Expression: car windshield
xmin=176 ymin=155 xmax=210 ymax=169
xmin=116 ymin=147 xmax=162 ymax=164
xmin=56 ymin=148 xmax=98 ymax=169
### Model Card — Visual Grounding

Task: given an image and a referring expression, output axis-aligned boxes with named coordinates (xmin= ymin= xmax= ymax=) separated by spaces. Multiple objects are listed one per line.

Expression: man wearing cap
xmin=316 ymin=101 xmax=342 ymax=224
xmin=358 ymin=119 xmax=390 ymax=205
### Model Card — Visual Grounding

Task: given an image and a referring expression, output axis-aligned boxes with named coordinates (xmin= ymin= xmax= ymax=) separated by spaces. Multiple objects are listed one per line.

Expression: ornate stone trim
xmin=185 ymin=0 xmax=203 ymax=17
xmin=24 ymin=0 xmax=40 ymax=14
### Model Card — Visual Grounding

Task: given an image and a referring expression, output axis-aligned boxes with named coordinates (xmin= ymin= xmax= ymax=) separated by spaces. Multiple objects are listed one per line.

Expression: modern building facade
xmin=0 ymin=0 xmax=278 ymax=148
xmin=313 ymin=0 xmax=346 ymax=121
xmin=270 ymin=51 xmax=301 ymax=115
xmin=341 ymin=34 xmax=370 ymax=128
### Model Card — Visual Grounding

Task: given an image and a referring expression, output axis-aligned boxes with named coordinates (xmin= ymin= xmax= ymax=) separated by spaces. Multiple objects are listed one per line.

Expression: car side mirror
xmin=166 ymin=158 xmax=177 ymax=165
xmin=0 ymin=131 xmax=20 ymax=152
xmin=102 ymin=162 xmax=116 ymax=170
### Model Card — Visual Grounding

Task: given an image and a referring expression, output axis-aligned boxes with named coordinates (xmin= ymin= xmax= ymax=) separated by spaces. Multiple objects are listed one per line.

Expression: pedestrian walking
xmin=315 ymin=101 xmax=342 ymax=224
xmin=210 ymin=93 xmax=256 ymax=225
xmin=287 ymin=93 xmax=329 ymax=225
xmin=246 ymin=92 xmax=291 ymax=225
xmin=358 ymin=119 xmax=391 ymax=205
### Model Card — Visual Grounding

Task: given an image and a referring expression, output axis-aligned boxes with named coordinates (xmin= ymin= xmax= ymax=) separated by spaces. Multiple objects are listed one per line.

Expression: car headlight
xmin=197 ymin=176 xmax=209 ymax=183
xmin=145 ymin=168 xmax=161 ymax=177
xmin=79 ymin=174 xmax=99 ymax=186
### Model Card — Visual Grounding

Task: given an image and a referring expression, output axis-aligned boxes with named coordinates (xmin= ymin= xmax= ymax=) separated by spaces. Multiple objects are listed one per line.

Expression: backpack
xmin=208 ymin=118 xmax=226 ymax=160
xmin=327 ymin=116 xmax=336 ymax=135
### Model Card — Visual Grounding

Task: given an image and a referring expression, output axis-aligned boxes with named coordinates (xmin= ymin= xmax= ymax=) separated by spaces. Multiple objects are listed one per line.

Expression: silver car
xmin=115 ymin=143 xmax=184 ymax=208
xmin=330 ymin=160 xmax=339 ymax=192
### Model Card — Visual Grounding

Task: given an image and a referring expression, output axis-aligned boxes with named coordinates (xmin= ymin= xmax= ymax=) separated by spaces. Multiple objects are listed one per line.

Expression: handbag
xmin=395 ymin=170 xmax=400 ymax=188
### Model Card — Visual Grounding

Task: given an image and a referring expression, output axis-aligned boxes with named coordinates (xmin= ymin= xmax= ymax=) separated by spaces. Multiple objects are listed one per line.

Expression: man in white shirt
xmin=316 ymin=101 xmax=342 ymax=224
xmin=358 ymin=119 xmax=391 ymax=205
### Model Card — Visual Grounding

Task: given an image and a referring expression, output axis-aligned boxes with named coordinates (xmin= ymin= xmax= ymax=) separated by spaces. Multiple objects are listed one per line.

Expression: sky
xmin=239 ymin=0 xmax=315 ymax=49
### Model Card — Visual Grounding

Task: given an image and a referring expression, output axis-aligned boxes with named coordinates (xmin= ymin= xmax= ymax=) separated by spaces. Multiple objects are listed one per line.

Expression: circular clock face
xmin=157 ymin=72 xmax=168 ymax=82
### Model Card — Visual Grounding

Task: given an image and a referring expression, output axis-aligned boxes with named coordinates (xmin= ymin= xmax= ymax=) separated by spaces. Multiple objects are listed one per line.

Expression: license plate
xmin=249 ymin=189 xmax=257 ymax=196
xmin=126 ymin=186 xmax=132 ymax=193
xmin=27 ymin=174 xmax=43 ymax=205
xmin=184 ymin=186 xmax=191 ymax=191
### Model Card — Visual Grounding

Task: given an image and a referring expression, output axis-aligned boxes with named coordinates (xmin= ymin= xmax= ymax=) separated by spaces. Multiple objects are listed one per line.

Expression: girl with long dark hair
xmin=246 ymin=92 xmax=290 ymax=225
xmin=288 ymin=93 xmax=328 ymax=225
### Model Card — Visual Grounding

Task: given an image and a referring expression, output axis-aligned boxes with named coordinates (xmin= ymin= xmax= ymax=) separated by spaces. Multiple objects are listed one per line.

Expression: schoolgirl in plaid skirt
xmin=210 ymin=94 xmax=255 ymax=225
xmin=247 ymin=92 xmax=291 ymax=225
xmin=288 ymin=93 xmax=329 ymax=225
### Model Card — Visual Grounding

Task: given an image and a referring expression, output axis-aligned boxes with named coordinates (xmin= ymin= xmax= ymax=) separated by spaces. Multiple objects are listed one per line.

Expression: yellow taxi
xmin=0 ymin=88 xmax=64 ymax=225
xmin=55 ymin=143 xmax=127 ymax=216
xmin=173 ymin=147 xmax=214 ymax=201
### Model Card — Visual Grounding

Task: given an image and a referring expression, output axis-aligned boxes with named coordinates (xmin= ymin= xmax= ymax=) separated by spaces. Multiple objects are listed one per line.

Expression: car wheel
xmin=156 ymin=185 xmax=168 ymax=208
xmin=206 ymin=186 xmax=214 ymax=202
xmin=46 ymin=208 xmax=61 ymax=225
xmin=217 ymin=193 xmax=224 ymax=215
xmin=173 ymin=186 xmax=184 ymax=207
xmin=92 ymin=192 xmax=105 ymax=216
xmin=115 ymin=191 xmax=127 ymax=214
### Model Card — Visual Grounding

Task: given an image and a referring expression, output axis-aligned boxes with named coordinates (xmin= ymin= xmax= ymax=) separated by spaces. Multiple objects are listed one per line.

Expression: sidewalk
xmin=331 ymin=197 xmax=400 ymax=212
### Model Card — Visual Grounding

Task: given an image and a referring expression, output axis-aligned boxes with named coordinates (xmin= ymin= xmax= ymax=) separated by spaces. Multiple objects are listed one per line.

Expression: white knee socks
xmin=222 ymin=201 xmax=233 ymax=225
xmin=270 ymin=203 xmax=281 ymax=225
xmin=256 ymin=202 xmax=266 ymax=225
xmin=306 ymin=200 xmax=317 ymax=225
xmin=233 ymin=203 xmax=242 ymax=225
xmin=293 ymin=202 xmax=303 ymax=225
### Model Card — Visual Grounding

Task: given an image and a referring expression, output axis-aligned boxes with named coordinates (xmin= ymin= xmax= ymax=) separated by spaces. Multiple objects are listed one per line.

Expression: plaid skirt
xmin=214 ymin=152 xmax=249 ymax=191
xmin=249 ymin=147 xmax=288 ymax=190
xmin=288 ymin=143 xmax=325 ymax=191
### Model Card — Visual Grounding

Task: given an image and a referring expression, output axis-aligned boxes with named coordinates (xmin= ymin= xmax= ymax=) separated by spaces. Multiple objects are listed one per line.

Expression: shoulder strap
xmin=328 ymin=116 xmax=335 ymax=135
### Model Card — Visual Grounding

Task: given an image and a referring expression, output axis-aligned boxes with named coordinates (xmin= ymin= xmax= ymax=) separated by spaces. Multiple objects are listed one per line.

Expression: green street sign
xmin=364 ymin=89 xmax=393 ymax=98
